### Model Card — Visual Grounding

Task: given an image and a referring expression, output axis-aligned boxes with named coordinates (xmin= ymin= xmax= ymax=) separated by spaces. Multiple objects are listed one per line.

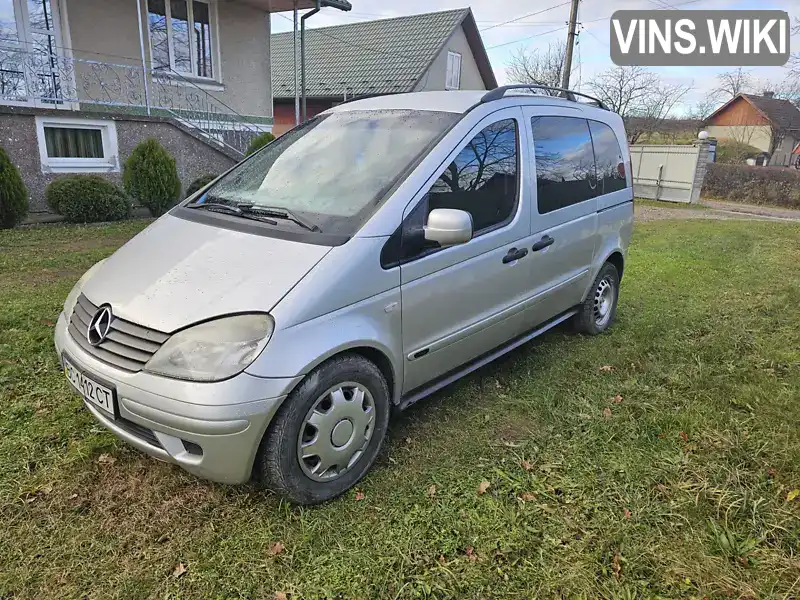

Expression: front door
xmin=0 ymin=0 xmax=66 ymax=107
xmin=399 ymin=107 xmax=535 ymax=394
xmin=522 ymin=109 xmax=599 ymax=324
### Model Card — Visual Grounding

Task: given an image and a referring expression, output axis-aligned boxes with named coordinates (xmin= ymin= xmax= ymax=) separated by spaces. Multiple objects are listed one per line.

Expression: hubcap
xmin=593 ymin=276 xmax=615 ymax=328
xmin=297 ymin=382 xmax=375 ymax=482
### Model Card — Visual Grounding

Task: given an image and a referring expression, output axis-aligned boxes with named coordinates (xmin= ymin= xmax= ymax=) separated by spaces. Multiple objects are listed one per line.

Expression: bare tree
xmin=505 ymin=42 xmax=568 ymax=95
xmin=587 ymin=66 xmax=690 ymax=143
xmin=688 ymin=97 xmax=717 ymax=122
xmin=709 ymin=68 xmax=753 ymax=102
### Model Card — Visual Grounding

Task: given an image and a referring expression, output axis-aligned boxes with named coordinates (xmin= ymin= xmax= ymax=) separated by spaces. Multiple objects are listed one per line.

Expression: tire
xmin=254 ymin=354 xmax=391 ymax=505
xmin=573 ymin=262 xmax=620 ymax=335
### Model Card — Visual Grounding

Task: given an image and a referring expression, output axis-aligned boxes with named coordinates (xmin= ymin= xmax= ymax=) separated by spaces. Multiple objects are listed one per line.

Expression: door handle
xmin=531 ymin=235 xmax=555 ymax=252
xmin=502 ymin=247 xmax=528 ymax=264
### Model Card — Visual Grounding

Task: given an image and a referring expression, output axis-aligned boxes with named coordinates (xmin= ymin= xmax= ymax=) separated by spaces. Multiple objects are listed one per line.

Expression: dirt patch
xmin=635 ymin=202 xmax=799 ymax=223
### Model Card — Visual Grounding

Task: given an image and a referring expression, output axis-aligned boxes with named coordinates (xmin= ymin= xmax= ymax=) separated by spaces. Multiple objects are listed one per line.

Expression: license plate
xmin=63 ymin=355 xmax=117 ymax=418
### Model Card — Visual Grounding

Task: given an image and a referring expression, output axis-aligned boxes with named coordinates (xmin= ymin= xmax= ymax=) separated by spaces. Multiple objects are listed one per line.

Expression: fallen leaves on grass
xmin=520 ymin=460 xmax=533 ymax=472
xmin=611 ymin=552 xmax=622 ymax=579
xmin=519 ymin=492 xmax=536 ymax=502
xmin=679 ymin=432 xmax=689 ymax=442
xmin=611 ymin=394 xmax=624 ymax=404
xmin=599 ymin=365 xmax=615 ymax=373
xmin=97 ymin=454 xmax=116 ymax=465
xmin=427 ymin=485 xmax=437 ymax=499
xmin=172 ymin=563 xmax=187 ymax=578
xmin=465 ymin=546 xmax=479 ymax=563
xmin=787 ymin=489 xmax=799 ymax=502
xmin=603 ymin=408 xmax=613 ymax=418
xmin=477 ymin=481 xmax=491 ymax=495
xmin=274 ymin=592 xmax=288 ymax=600
xmin=767 ymin=468 xmax=777 ymax=478
xmin=354 ymin=491 xmax=365 ymax=501
xmin=267 ymin=542 xmax=285 ymax=557
xmin=623 ymin=508 xmax=632 ymax=519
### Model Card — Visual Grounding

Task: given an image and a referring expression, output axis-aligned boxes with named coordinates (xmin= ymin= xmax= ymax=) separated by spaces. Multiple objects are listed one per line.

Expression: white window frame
xmin=145 ymin=0 xmax=221 ymax=84
xmin=35 ymin=116 xmax=119 ymax=173
xmin=445 ymin=51 xmax=462 ymax=90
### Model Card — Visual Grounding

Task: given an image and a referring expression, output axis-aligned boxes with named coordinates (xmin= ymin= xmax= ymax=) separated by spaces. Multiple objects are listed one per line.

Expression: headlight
xmin=64 ymin=259 xmax=107 ymax=319
xmin=144 ymin=314 xmax=274 ymax=382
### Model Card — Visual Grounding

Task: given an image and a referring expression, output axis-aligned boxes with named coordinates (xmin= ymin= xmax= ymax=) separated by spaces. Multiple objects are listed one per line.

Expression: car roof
xmin=326 ymin=90 xmax=609 ymax=116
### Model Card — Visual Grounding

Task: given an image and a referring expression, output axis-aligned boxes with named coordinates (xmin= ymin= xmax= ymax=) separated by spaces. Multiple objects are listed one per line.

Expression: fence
xmin=631 ymin=142 xmax=711 ymax=203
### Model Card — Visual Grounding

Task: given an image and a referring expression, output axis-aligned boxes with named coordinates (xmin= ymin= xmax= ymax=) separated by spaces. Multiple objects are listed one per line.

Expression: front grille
xmin=68 ymin=294 xmax=170 ymax=372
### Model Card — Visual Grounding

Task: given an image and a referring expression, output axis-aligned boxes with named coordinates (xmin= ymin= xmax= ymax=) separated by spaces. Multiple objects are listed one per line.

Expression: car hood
xmin=81 ymin=213 xmax=332 ymax=333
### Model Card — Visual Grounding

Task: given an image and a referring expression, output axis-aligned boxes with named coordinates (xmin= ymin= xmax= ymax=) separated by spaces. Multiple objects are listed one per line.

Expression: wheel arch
xmin=605 ymin=250 xmax=625 ymax=280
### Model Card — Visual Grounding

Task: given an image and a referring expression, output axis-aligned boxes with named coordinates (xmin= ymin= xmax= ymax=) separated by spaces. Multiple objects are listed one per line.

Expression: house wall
xmin=0 ymin=108 xmax=235 ymax=217
xmin=707 ymin=98 xmax=770 ymax=127
xmin=415 ymin=25 xmax=486 ymax=92
xmin=64 ymin=0 xmax=272 ymax=118
xmin=706 ymin=125 xmax=773 ymax=152
xmin=273 ymin=100 xmax=332 ymax=136
xmin=770 ymin=133 xmax=800 ymax=166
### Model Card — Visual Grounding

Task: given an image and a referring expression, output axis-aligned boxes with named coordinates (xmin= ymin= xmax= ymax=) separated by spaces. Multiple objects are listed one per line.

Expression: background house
xmin=270 ymin=8 xmax=497 ymax=136
xmin=0 ymin=0 xmax=312 ymax=218
xmin=704 ymin=92 xmax=800 ymax=167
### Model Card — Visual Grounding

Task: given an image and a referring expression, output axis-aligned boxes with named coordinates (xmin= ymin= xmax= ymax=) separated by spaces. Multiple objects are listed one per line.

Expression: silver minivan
xmin=55 ymin=86 xmax=633 ymax=504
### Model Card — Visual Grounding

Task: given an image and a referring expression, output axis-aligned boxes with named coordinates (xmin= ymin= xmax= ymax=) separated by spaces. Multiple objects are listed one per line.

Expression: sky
xmin=271 ymin=0 xmax=799 ymax=115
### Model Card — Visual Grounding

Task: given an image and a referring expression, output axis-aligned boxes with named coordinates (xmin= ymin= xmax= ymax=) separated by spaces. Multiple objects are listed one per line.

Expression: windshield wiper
xmin=187 ymin=201 xmax=278 ymax=225
xmin=238 ymin=204 xmax=321 ymax=233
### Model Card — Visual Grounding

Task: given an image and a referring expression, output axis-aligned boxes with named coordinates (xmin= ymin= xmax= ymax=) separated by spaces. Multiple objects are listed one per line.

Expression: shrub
xmin=0 ymin=147 xmax=29 ymax=229
xmin=702 ymin=163 xmax=800 ymax=209
xmin=123 ymin=138 xmax=182 ymax=216
xmin=715 ymin=140 xmax=762 ymax=165
xmin=185 ymin=173 xmax=217 ymax=198
xmin=45 ymin=175 xmax=130 ymax=223
xmin=246 ymin=132 xmax=276 ymax=156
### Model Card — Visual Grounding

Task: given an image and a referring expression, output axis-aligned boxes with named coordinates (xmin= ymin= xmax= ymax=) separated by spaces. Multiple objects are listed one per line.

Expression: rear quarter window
xmin=588 ymin=120 xmax=629 ymax=195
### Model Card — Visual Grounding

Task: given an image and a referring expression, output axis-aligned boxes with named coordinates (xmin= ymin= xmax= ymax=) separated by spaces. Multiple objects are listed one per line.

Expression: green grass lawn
xmin=1 ymin=218 xmax=799 ymax=600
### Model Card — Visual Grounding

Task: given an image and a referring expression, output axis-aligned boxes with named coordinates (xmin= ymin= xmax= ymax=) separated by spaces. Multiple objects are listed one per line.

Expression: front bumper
xmin=54 ymin=312 xmax=302 ymax=484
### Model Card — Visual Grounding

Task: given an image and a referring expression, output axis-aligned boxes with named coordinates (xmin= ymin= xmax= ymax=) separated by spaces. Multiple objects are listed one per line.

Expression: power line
xmin=486 ymin=25 xmax=569 ymax=50
xmin=479 ymin=2 xmax=572 ymax=32
xmin=490 ymin=0 xmax=706 ymax=52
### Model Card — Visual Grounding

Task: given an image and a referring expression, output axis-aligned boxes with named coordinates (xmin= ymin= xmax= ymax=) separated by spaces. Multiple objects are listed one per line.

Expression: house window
xmin=445 ymin=51 xmax=461 ymax=90
xmin=35 ymin=117 xmax=119 ymax=173
xmin=147 ymin=0 xmax=215 ymax=79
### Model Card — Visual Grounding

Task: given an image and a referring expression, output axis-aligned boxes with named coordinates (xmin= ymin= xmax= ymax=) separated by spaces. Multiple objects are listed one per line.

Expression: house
xmin=0 ymin=0 xmax=314 ymax=218
xmin=270 ymin=8 xmax=497 ymax=136
xmin=704 ymin=92 xmax=800 ymax=167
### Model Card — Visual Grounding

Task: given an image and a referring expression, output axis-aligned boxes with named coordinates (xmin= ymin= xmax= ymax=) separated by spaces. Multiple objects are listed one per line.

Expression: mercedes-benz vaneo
xmin=55 ymin=86 xmax=634 ymax=504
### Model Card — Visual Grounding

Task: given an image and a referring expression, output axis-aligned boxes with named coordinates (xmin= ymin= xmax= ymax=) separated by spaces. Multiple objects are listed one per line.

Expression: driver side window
xmin=380 ymin=119 xmax=519 ymax=268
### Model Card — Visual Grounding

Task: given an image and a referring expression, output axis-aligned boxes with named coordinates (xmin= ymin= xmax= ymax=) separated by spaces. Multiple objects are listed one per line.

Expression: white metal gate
xmin=630 ymin=144 xmax=708 ymax=203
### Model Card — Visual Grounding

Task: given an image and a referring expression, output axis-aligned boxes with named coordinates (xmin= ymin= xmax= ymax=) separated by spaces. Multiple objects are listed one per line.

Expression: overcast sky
xmin=272 ymin=0 xmax=798 ymax=115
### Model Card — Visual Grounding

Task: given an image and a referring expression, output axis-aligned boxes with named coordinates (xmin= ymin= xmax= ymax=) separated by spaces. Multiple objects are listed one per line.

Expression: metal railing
xmin=0 ymin=47 xmax=265 ymax=156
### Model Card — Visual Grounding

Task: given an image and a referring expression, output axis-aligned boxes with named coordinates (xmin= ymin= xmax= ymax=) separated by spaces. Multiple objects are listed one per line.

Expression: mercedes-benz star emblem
xmin=87 ymin=306 xmax=113 ymax=346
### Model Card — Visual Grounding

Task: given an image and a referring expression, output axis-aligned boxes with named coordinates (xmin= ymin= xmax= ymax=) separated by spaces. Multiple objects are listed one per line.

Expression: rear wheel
xmin=254 ymin=354 xmax=390 ymax=505
xmin=573 ymin=262 xmax=620 ymax=335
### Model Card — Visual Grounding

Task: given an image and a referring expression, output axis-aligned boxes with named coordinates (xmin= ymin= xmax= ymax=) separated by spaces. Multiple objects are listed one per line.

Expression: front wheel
xmin=573 ymin=262 xmax=620 ymax=335
xmin=253 ymin=354 xmax=390 ymax=505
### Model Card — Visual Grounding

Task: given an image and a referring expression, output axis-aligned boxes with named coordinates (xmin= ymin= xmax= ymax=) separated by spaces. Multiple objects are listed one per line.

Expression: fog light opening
xmin=182 ymin=440 xmax=204 ymax=456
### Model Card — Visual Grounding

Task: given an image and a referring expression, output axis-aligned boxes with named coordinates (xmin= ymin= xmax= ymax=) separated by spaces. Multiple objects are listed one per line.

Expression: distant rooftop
xmin=271 ymin=8 xmax=496 ymax=100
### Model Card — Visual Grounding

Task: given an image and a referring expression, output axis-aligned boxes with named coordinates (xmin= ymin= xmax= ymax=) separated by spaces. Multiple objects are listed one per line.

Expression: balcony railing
xmin=0 ymin=47 xmax=265 ymax=157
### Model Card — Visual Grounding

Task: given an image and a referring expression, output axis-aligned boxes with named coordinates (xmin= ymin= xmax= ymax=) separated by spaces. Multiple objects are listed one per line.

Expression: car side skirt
xmin=398 ymin=307 xmax=580 ymax=411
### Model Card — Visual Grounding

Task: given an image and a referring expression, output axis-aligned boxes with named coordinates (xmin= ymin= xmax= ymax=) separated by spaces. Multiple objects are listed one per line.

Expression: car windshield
xmin=199 ymin=109 xmax=459 ymax=235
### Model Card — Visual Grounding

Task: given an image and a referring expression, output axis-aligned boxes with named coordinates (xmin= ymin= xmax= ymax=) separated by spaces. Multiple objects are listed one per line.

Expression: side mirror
xmin=424 ymin=208 xmax=473 ymax=247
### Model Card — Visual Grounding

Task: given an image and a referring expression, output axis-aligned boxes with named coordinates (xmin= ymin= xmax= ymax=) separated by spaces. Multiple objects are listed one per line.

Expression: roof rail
xmin=481 ymin=85 xmax=606 ymax=110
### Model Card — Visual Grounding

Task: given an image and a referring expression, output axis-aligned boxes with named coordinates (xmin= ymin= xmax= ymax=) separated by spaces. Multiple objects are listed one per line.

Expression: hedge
xmin=45 ymin=175 xmax=131 ymax=223
xmin=185 ymin=173 xmax=217 ymax=198
xmin=246 ymin=132 xmax=276 ymax=156
xmin=714 ymin=140 xmax=762 ymax=165
xmin=123 ymin=138 xmax=182 ymax=216
xmin=702 ymin=163 xmax=800 ymax=209
xmin=0 ymin=147 xmax=28 ymax=228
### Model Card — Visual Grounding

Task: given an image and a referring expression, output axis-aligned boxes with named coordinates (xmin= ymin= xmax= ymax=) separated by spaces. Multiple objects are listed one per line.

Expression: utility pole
xmin=560 ymin=0 xmax=580 ymax=91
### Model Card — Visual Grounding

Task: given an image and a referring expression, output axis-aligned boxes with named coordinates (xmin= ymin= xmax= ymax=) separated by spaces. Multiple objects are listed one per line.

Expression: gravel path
xmin=635 ymin=200 xmax=800 ymax=223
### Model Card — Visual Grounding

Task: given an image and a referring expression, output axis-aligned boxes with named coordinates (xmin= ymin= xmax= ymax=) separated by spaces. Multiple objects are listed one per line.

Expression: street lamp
xmin=301 ymin=0 xmax=352 ymax=122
